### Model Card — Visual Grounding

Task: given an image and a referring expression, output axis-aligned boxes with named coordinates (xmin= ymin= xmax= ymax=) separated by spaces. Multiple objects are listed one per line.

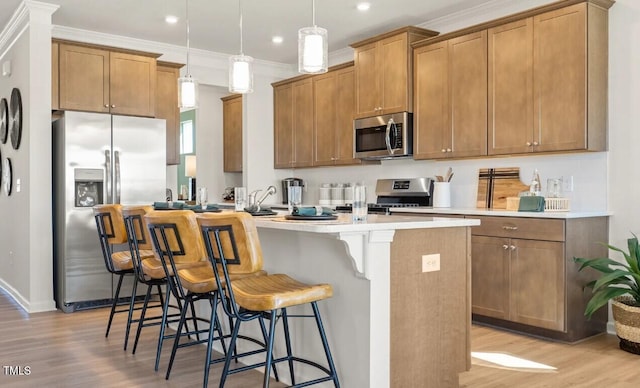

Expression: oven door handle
xmin=385 ymin=118 xmax=395 ymax=155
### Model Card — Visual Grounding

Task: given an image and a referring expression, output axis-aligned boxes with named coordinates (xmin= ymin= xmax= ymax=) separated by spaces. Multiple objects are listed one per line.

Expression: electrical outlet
xmin=422 ymin=254 xmax=440 ymax=273
xmin=16 ymin=178 xmax=20 ymax=193
xmin=562 ymin=176 xmax=574 ymax=192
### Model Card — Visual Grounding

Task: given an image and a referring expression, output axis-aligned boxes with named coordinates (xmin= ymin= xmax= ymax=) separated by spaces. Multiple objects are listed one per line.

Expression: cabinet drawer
xmin=468 ymin=216 xmax=564 ymax=242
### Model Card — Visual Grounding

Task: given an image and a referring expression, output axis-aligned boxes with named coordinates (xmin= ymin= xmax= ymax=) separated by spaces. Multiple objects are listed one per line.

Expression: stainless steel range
xmin=336 ymin=177 xmax=434 ymax=215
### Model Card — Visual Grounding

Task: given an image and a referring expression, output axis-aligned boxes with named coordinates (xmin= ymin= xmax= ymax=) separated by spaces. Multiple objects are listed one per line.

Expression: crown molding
xmin=0 ymin=1 xmax=58 ymax=61
xmin=418 ymin=0 xmax=554 ymax=33
xmin=51 ymin=25 xmax=295 ymax=79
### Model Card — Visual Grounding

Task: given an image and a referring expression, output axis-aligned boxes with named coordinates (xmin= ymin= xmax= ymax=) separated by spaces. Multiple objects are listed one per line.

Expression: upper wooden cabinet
xmin=156 ymin=61 xmax=183 ymax=165
xmin=222 ymin=94 xmax=243 ymax=172
xmin=56 ymin=41 xmax=158 ymax=117
xmin=273 ymin=78 xmax=314 ymax=169
xmin=414 ymin=31 xmax=487 ymax=160
xmin=487 ymin=2 xmax=609 ymax=155
xmin=351 ymin=27 xmax=438 ymax=119
xmin=313 ymin=64 xmax=360 ymax=166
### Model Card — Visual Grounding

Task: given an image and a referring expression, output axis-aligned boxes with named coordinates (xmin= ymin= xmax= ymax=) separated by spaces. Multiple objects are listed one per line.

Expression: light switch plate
xmin=422 ymin=254 xmax=440 ymax=273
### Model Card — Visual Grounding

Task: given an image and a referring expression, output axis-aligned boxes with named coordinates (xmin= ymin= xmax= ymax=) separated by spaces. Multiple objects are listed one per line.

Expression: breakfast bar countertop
xmin=252 ymin=213 xmax=480 ymax=233
xmin=390 ymin=207 xmax=611 ymax=219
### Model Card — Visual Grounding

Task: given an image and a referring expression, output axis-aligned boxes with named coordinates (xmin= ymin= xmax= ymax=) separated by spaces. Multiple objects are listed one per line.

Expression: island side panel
xmin=390 ymin=226 xmax=471 ymax=388
xmin=256 ymin=228 xmax=373 ymax=388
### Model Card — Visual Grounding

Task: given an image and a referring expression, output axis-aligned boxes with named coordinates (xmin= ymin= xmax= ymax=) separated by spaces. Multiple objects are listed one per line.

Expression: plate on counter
xmin=285 ymin=214 xmax=338 ymax=221
xmin=191 ymin=208 xmax=222 ymax=213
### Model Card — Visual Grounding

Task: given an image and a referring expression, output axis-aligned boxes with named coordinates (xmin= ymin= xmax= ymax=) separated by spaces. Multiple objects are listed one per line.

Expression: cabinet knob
xmin=441 ymin=149 xmax=446 ymax=153
xmin=526 ymin=141 xmax=532 ymax=146
xmin=510 ymin=245 xmax=517 ymax=251
xmin=502 ymin=225 xmax=518 ymax=231
xmin=533 ymin=141 xmax=539 ymax=146
xmin=111 ymin=104 xmax=116 ymax=108
xmin=446 ymin=148 xmax=452 ymax=153
xmin=502 ymin=244 xmax=509 ymax=250
xmin=104 ymin=104 xmax=109 ymax=108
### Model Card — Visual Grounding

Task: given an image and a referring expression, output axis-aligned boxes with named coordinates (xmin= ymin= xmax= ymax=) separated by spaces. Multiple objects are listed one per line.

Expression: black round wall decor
xmin=2 ymin=157 xmax=11 ymax=196
xmin=9 ymin=88 xmax=22 ymax=150
xmin=0 ymin=97 xmax=8 ymax=145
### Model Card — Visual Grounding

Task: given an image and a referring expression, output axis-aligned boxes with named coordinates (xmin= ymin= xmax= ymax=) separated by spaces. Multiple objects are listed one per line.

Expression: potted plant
xmin=575 ymin=235 xmax=640 ymax=354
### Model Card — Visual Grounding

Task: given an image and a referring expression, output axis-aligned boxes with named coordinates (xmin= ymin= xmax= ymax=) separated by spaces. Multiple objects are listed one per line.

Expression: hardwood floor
xmin=0 ymin=290 xmax=285 ymax=387
xmin=1 ymin=289 xmax=639 ymax=387
xmin=460 ymin=325 xmax=640 ymax=388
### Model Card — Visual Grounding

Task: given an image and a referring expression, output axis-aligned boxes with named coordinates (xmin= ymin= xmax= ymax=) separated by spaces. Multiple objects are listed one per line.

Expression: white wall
xmin=0 ymin=1 xmax=57 ymax=312
xmin=608 ymin=0 xmax=640 ymax=253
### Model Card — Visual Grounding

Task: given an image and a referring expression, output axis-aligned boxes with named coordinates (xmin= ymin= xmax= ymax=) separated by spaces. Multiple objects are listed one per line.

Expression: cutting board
xmin=477 ymin=168 xmax=530 ymax=209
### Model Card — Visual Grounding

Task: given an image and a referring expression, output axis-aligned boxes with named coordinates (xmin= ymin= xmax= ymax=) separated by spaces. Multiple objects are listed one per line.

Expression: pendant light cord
xmin=312 ymin=0 xmax=316 ymax=27
xmin=239 ymin=0 xmax=244 ymax=55
xmin=186 ymin=0 xmax=191 ymax=74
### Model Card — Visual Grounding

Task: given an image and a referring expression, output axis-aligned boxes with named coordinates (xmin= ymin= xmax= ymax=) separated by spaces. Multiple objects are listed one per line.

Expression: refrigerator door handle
xmin=105 ymin=150 xmax=112 ymax=204
xmin=115 ymin=150 xmax=121 ymax=204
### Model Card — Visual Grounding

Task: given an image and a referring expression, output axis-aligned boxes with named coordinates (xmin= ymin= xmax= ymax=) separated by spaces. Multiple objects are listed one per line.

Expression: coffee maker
xmin=281 ymin=178 xmax=304 ymax=204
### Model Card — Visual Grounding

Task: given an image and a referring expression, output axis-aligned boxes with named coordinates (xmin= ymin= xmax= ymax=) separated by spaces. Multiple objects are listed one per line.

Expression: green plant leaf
xmin=584 ymin=287 xmax=631 ymax=318
xmin=628 ymin=236 xmax=640 ymax=274
xmin=574 ymin=257 xmax=628 ymax=273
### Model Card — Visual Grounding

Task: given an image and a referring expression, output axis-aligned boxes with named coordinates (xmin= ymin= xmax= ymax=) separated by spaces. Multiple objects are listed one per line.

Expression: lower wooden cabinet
xmin=469 ymin=215 xmax=608 ymax=341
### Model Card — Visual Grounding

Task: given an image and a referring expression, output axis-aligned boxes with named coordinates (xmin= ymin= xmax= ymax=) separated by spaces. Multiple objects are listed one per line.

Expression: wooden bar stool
xmin=122 ymin=206 xmax=184 ymax=363
xmin=197 ymin=212 xmax=340 ymax=388
xmin=144 ymin=210 xmax=235 ymax=380
xmin=93 ymin=204 xmax=154 ymax=348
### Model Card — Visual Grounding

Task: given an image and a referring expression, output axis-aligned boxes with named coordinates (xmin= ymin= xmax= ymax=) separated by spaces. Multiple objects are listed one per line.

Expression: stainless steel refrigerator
xmin=53 ymin=111 xmax=166 ymax=312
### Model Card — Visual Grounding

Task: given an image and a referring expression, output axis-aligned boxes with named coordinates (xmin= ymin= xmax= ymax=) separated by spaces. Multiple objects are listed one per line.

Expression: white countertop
xmin=390 ymin=207 xmax=611 ymax=219
xmin=253 ymin=213 xmax=479 ymax=233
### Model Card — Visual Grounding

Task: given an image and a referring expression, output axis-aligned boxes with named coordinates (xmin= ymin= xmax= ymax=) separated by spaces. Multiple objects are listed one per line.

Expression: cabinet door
xmin=223 ymin=95 xmax=243 ymax=172
xmin=380 ymin=33 xmax=409 ymax=115
xmin=471 ymin=235 xmax=510 ymax=320
xmin=413 ymin=41 xmax=449 ymax=159
xmin=110 ymin=52 xmax=156 ymax=117
xmin=488 ymin=19 xmax=533 ymax=155
xmin=449 ymin=31 xmax=487 ymax=158
xmin=156 ymin=63 xmax=180 ymax=165
xmin=313 ymin=72 xmax=337 ymax=166
xmin=334 ymin=67 xmax=359 ymax=165
xmin=273 ymin=83 xmax=294 ymax=168
xmin=534 ymin=4 xmax=587 ymax=152
xmin=58 ymin=43 xmax=110 ymax=113
xmin=354 ymin=42 xmax=380 ymax=118
xmin=510 ymin=239 xmax=565 ymax=331
xmin=293 ymin=78 xmax=314 ymax=168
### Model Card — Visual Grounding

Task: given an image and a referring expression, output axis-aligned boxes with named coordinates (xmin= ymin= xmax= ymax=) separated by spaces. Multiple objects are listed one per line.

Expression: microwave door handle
xmin=385 ymin=118 xmax=395 ymax=155
xmin=114 ymin=150 xmax=121 ymax=204
xmin=104 ymin=150 xmax=112 ymax=204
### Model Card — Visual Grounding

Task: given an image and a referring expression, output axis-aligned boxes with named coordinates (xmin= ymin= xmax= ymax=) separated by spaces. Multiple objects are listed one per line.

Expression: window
xmin=180 ymin=120 xmax=194 ymax=154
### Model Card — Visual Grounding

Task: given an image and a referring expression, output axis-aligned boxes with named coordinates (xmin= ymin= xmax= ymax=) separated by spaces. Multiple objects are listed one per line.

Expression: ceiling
xmin=0 ymin=0 xmax=494 ymax=64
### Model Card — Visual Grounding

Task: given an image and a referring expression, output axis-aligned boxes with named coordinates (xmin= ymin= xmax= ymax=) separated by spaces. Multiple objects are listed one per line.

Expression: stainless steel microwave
xmin=354 ymin=112 xmax=413 ymax=160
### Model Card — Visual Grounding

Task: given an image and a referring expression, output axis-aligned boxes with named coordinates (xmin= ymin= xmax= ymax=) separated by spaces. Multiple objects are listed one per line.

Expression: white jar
xmin=318 ymin=183 xmax=331 ymax=206
xmin=343 ymin=183 xmax=354 ymax=205
xmin=330 ymin=183 xmax=345 ymax=205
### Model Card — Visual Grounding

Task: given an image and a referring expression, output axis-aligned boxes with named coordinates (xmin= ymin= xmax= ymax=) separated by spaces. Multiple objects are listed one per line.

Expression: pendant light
xmin=178 ymin=0 xmax=198 ymax=108
xmin=229 ymin=0 xmax=254 ymax=94
xmin=298 ymin=0 xmax=328 ymax=74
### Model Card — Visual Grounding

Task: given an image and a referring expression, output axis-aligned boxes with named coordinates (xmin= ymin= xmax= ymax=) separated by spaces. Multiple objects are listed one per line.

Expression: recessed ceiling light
xmin=165 ymin=15 xmax=178 ymax=24
xmin=272 ymin=36 xmax=284 ymax=44
xmin=357 ymin=2 xmax=371 ymax=11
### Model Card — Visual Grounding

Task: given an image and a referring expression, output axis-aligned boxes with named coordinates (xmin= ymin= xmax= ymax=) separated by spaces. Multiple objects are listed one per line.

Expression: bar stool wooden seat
xmin=93 ymin=204 xmax=155 ymax=347
xmin=122 ymin=205 xmax=186 ymax=367
xmin=197 ymin=212 xmax=340 ymax=388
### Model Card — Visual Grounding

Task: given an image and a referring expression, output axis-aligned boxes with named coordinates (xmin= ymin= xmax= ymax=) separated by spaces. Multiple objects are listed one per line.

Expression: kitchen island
xmin=245 ymin=214 xmax=479 ymax=388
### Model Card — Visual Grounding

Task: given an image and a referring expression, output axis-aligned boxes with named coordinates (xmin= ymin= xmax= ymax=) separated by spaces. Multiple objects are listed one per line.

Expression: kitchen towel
xmin=518 ymin=196 xmax=545 ymax=212
xmin=153 ymin=201 xmax=185 ymax=210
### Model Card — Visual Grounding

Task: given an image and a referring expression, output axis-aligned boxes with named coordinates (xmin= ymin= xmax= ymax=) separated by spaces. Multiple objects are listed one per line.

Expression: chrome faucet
xmin=246 ymin=185 xmax=277 ymax=212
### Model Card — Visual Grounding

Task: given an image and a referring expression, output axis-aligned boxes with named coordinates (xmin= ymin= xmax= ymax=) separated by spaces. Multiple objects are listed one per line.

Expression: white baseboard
xmin=0 ymin=278 xmax=56 ymax=313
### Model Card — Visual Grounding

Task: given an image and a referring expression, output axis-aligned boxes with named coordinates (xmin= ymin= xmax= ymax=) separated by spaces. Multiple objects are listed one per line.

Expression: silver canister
xmin=319 ymin=183 xmax=331 ymax=206
xmin=330 ymin=183 xmax=345 ymax=206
